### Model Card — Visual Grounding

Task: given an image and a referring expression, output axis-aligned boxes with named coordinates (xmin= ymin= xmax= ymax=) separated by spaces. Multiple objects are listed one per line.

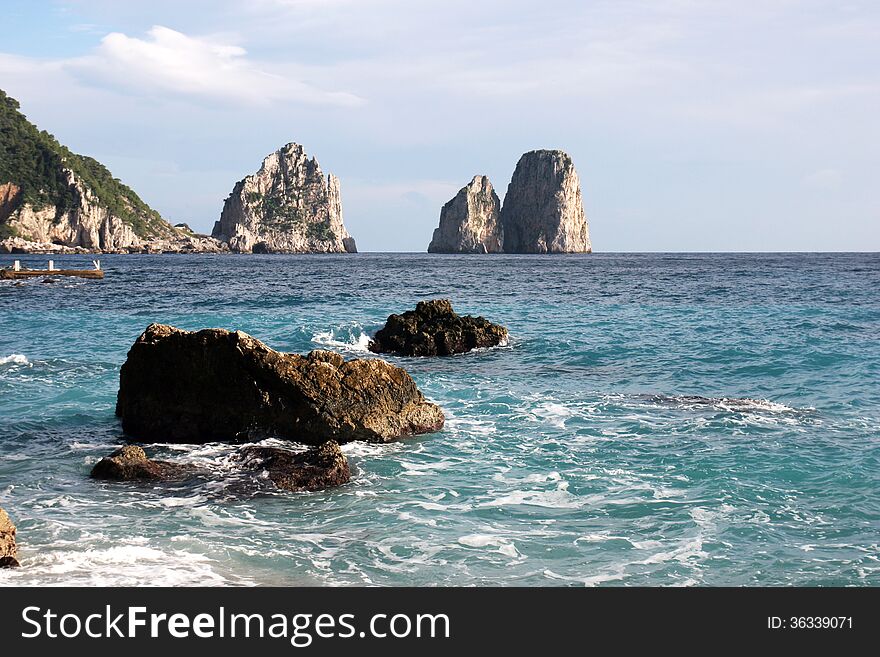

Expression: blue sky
xmin=1 ymin=0 xmax=878 ymax=251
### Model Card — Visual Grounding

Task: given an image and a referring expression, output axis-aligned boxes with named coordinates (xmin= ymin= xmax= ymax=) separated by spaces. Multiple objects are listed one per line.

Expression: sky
xmin=0 ymin=0 xmax=878 ymax=251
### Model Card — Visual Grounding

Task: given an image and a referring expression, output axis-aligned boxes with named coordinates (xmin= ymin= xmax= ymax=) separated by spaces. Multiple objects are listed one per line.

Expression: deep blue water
xmin=0 ymin=253 xmax=878 ymax=586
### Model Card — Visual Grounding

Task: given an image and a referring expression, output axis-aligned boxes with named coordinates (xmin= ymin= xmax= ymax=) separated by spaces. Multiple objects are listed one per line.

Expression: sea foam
xmin=311 ymin=324 xmax=372 ymax=353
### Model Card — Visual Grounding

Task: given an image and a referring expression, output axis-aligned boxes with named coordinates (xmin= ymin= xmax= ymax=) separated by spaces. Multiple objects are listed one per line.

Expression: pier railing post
xmin=48 ymin=260 xmax=55 ymax=271
xmin=13 ymin=260 xmax=20 ymax=271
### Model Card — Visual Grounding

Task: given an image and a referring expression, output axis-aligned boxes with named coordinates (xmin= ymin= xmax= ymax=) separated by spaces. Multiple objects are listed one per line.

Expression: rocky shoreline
xmin=3 ymin=301 xmax=507 ymax=566
xmin=0 ymin=232 xmax=229 ymax=255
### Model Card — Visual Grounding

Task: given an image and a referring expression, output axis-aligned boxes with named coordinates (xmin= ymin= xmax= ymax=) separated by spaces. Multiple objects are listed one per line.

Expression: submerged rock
xmin=500 ymin=149 xmax=591 ymax=253
xmin=211 ymin=142 xmax=357 ymax=253
xmin=116 ymin=324 xmax=444 ymax=444
xmin=238 ymin=441 xmax=350 ymax=492
xmin=0 ymin=506 xmax=19 ymax=568
xmin=90 ymin=445 xmax=197 ymax=481
xmin=427 ymin=176 xmax=502 ymax=253
xmin=369 ymin=299 xmax=508 ymax=357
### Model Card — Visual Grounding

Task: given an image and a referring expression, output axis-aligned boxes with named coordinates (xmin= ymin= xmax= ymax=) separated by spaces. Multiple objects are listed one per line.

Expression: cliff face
xmin=499 ymin=150 xmax=591 ymax=253
xmin=0 ymin=88 xmax=180 ymax=250
xmin=212 ymin=143 xmax=357 ymax=253
xmin=2 ymin=169 xmax=168 ymax=250
xmin=427 ymin=176 xmax=502 ymax=254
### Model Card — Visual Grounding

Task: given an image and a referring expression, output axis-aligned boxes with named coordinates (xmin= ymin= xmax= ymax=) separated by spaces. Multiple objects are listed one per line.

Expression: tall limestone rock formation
xmin=212 ymin=143 xmax=357 ymax=253
xmin=427 ymin=175 xmax=502 ymax=253
xmin=0 ymin=89 xmax=179 ymax=251
xmin=500 ymin=149 xmax=591 ymax=253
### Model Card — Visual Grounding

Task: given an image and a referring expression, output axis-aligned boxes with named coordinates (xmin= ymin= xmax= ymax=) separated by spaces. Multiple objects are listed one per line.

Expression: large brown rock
xmin=90 ymin=445 xmax=197 ymax=481
xmin=238 ymin=441 xmax=350 ymax=492
xmin=369 ymin=299 xmax=508 ymax=357
xmin=0 ymin=507 xmax=19 ymax=568
xmin=116 ymin=324 xmax=444 ymax=444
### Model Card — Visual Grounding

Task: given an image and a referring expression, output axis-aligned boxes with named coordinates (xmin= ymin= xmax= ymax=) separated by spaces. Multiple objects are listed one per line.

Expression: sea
xmin=0 ymin=252 xmax=878 ymax=587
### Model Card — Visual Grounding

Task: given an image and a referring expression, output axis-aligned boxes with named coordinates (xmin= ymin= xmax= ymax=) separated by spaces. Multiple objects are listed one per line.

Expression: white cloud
xmin=66 ymin=25 xmax=363 ymax=107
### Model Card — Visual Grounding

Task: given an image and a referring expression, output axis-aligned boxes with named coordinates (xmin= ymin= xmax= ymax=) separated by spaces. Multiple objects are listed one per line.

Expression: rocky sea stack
xmin=238 ymin=441 xmax=351 ymax=492
xmin=427 ymin=176 xmax=502 ymax=253
xmin=116 ymin=324 xmax=443 ymax=444
xmin=212 ymin=143 xmax=357 ymax=254
xmin=500 ymin=149 xmax=591 ymax=253
xmin=0 ymin=506 xmax=19 ymax=568
xmin=370 ymin=299 xmax=508 ymax=357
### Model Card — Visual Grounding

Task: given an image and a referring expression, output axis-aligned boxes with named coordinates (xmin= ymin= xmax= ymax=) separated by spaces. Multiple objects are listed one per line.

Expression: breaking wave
xmin=0 ymin=354 xmax=29 ymax=366
xmin=311 ymin=324 xmax=372 ymax=353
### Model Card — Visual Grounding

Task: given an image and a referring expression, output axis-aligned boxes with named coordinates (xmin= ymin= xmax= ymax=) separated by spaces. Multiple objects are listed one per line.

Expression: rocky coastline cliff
xmin=0 ymin=89 xmax=222 ymax=255
xmin=212 ymin=143 xmax=357 ymax=254
xmin=0 ymin=91 xmax=357 ymax=255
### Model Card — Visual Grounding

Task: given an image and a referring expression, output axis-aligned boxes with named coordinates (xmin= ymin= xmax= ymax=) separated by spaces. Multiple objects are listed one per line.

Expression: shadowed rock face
xmin=116 ymin=324 xmax=444 ymax=444
xmin=0 ymin=507 xmax=18 ymax=568
xmin=237 ymin=441 xmax=350 ymax=492
xmin=90 ymin=445 xmax=197 ymax=481
xmin=500 ymin=149 xmax=591 ymax=254
xmin=211 ymin=143 xmax=357 ymax=254
xmin=428 ymin=176 xmax=502 ymax=254
xmin=369 ymin=299 xmax=508 ymax=357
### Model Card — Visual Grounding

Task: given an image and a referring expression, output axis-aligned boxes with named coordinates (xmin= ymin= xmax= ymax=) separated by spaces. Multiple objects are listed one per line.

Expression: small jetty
xmin=0 ymin=259 xmax=104 ymax=280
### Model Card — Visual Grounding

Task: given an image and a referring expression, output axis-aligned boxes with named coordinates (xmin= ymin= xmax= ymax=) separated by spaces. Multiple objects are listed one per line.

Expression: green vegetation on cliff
xmin=0 ymin=88 xmax=170 ymax=237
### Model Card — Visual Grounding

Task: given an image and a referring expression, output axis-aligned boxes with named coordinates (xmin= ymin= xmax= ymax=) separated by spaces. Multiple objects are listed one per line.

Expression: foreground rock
xmin=212 ymin=143 xmax=357 ymax=254
xmin=238 ymin=441 xmax=350 ymax=492
xmin=0 ymin=507 xmax=19 ymax=568
xmin=500 ymin=149 xmax=591 ymax=253
xmin=90 ymin=445 xmax=197 ymax=481
xmin=369 ymin=299 xmax=508 ymax=357
xmin=427 ymin=176 xmax=502 ymax=253
xmin=116 ymin=325 xmax=443 ymax=444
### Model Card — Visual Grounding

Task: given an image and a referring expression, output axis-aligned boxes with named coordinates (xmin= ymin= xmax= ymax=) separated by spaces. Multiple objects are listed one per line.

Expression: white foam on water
xmin=0 ymin=353 xmax=28 ymax=365
xmin=493 ymin=471 xmax=563 ymax=484
xmin=399 ymin=459 xmax=456 ymax=475
xmin=479 ymin=483 xmax=581 ymax=510
xmin=528 ymin=401 xmax=574 ymax=428
xmin=1 ymin=540 xmax=252 ymax=587
xmin=311 ymin=325 xmax=372 ymax=353
xmin=463 ymin=334 xmax=512 ymax=354
xmin=575 ymin=533 xmax=631 ymax=544
xmin=458 ymin=534 xmax=521 ymax=559
xmin=543 ymin=568 xmax=627 ymax=587
xmin=636 ymin=537 xmax=707 ymax=566
xmin=396 ymin=511 xmax=437 ymax=527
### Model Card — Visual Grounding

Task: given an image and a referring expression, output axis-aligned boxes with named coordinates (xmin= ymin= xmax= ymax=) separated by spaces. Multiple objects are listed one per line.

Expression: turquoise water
xmin=0 ymin=253 xmax=878 ymax=586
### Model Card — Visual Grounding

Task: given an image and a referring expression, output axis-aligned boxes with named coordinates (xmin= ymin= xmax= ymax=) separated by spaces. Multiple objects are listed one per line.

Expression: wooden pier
xmin=0 ymin=259 xmax=104 ymax=280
